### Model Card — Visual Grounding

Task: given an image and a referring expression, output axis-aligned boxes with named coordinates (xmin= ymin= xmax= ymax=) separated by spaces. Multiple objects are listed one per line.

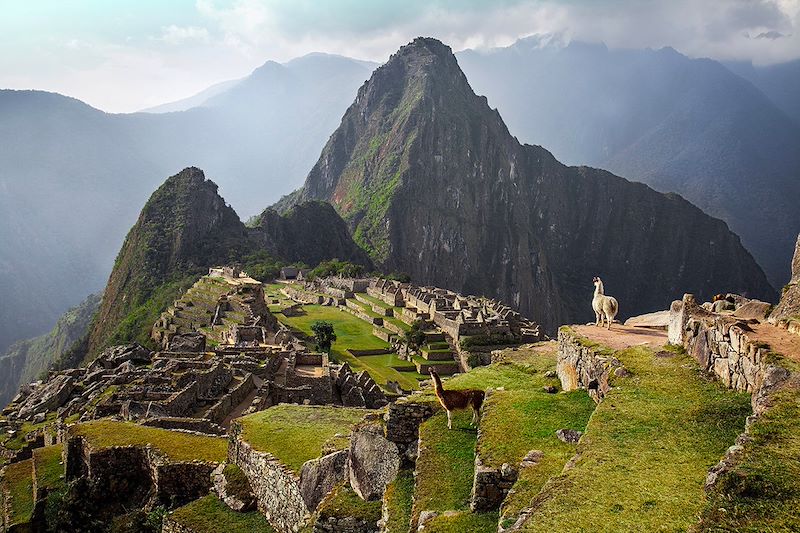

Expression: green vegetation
xmin=309 ymin=259 xmax=364 ymax=279
xmin=311 ymin=320 xmax=337 ymax=354
xmin=70 ymin=421 xmax=227 ymax=463
xmin=222 ymin=464 xmax=252 ymax=503
xmin=403 ymin=319 xmax=428 ymax=351
xmin=414 ymin=410 xmax=478 ymax=518
xmin=0 ymin=411 xmax=58 ymax=451
xmin=317 ymin=483 xmax=382 ymax=524
xmin=696 ymin=382 xmax=800 ymax=531
xmin=104 ymin=274 xmax=200 ymax=353
xmin=241 ymin=250 xmax=289 ymax=282
xmin=276 ymin=304 xmax=425 ymax=390
xmin=237 ymin=405 xmax=367 ymax=472
xmin=520 ymin=345 xmax=751 ymax=532
xmin=3 ymin=458 xmax=34 ymax=526
xmin=423 ymin=511 xmax=499 ymax=533
xmin=384 ymin=469 xmax=415 ymax=533
xmin=278 ymin=305 xmax=388 ymax=354
xmin=33 ymin=444 xmax=65 ymax=491
xmin=169 ymin=495 xmax=275 ymax=532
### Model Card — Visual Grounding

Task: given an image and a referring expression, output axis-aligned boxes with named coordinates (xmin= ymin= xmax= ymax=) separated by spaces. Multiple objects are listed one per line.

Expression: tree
xmin=403 ymin=319 xmax=427 ymax=352
xmin=311 ymin=321 xmax=337 ymax=354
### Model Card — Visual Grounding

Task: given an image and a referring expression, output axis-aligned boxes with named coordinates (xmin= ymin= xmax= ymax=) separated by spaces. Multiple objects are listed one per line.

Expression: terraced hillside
xmin=266 ymin=283 xmax=432 ymax=391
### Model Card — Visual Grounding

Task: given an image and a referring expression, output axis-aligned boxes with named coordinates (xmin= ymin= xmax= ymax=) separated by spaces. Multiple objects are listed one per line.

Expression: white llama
xmin=592 ymin=277 xmax=619 ymax=329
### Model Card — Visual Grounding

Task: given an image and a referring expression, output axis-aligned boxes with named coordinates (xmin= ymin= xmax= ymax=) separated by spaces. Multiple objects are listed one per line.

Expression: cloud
xmin=158 ymin=25 xmax=210 ymax=45
xmin=754 ymin=30 xmax=788 ymax=39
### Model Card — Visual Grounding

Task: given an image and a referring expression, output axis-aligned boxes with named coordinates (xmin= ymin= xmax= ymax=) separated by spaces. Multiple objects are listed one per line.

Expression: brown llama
xmin=428 ymin=367 xmax=485 ymax=429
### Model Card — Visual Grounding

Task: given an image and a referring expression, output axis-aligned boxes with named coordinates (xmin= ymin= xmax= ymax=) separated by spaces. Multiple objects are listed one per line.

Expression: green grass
xmin=222 ymin=463 xmax=252 ymax=502
xmin=276 ymin=304 xmax=426 ymax=390
xmin=409 ymin=351 xmax=595 ymax=524
xmin=357 ymin=353 xmax=426 ymax=391
xmin=696 ymin=381 xmax=800 ymax=531
xmin=317 ymin=483 xmax=382 ymax=524
xmin=169 ymin=495 xmax=275 ymax=532
xmin=519 ymin=345 xmax=752 ymax=532
xmin=346 ymin=298 xmax=384 ymax=319
xmin=423 ymin=511 xmax=499 ymax=533
xmin=70 ymin=420 xmax=227 ymax=463
xmin=237 ymin=405 xmax=368 ymax=473
xmin=385 ymin=315 xmax=412 ymax=332
xmin=356 ymin=293 xmax=392 ymax=309
xmin=33 ymin=444 xmax=64 ymax=491
xmin=413 ymin=410 xmax=478 ymax=519
xmin=384 ymin=469 xmax=415 ymax=533
xmin=277 ymin=304 xmax=388 ymax=353
xmin=3 ymin=458 xmax=34 ymax=526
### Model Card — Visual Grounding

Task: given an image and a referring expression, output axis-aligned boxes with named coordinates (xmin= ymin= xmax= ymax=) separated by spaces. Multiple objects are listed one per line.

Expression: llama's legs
xmin=471 ymin=408 xmax=479 ymax=426
xmin=446 ymin=410 xmax=453 ymax=430
xmin=595 ymin=312 xmax=601 ymax=327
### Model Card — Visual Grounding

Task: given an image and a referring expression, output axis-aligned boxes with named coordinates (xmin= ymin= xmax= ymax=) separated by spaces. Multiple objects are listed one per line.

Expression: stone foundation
xmin=556 ymin=328 xmax=621 ymax=403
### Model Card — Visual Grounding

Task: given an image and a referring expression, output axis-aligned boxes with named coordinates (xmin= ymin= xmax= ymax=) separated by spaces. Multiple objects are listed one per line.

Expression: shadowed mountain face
xmin=456 ymin=39 xmax=800 ymax=287
xmin=0 ymin=54 xmax=374 ymax=352
xmin=289 ymin=37 xmax=775 ymax=331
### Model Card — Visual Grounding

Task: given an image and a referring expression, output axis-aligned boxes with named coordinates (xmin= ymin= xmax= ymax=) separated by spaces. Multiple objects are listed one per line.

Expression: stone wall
xmin=63 ymin=433 xmax=217 ymax=512
xmin=384 ymin=398 xmax=436 ymax=453
xmin=669 ymin=294 xmax=791 ymax=414
xmin=205 ymin=373 xmax=256 ymax=424
xmin=470 ymin=390 xmax=517 ymax=511
xmin=556 ymin=328 xmax=621 ymax=403
xmin=228 ymin=426 xmax=309 ymax=532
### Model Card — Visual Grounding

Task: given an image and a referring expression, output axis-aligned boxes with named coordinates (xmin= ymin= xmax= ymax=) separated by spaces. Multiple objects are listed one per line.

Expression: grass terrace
xmin=70 ymin=420 xmax=227 ymax=463
xmin=520 ymin=344 xmax=751 ymax=532
xmin=33 ymin=444 xmax=65 ymax=492
xmin=169 ymin=495 xmax=275 ymax=532
xmin=383 ymin=469 xmax=415 ymax=533
xmin=237 ymin=404 xmax=368 ymax=473
xmin=2 ymin=458 xmax=34 ymax=527
xmin=275 ymin=303 xmax=426 ymax=390
xmin=423 ymin=511 xmax=499 ymax=533
xmin=316 ymin=483 xmax=382 ymax=527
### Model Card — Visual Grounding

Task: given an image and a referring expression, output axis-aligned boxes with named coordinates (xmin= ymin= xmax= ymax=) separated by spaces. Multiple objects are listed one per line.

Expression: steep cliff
xmin=0 ymin=293 xmax=100 ymax=406
xmin=82 ymin=168 xmax=371 ymax=361
xmin=770 ymin=234 xmax=800 ymax=323
xmin=290 ymin=37 xmax=775 ymax=331
xmin=85 ymin=167 xmax=252 ymax=358
xmin=249 ymin=201 xmax=373 ymax=268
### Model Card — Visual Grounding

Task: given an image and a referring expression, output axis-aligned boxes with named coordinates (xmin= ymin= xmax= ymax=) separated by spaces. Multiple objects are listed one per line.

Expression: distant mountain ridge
xmin=288 ymin=37 xmax=775 ymax=331
xmin=0 ymin=53 xmax=374 ymax=353
xmin=456 ymin=38 xmax=800 ymax=286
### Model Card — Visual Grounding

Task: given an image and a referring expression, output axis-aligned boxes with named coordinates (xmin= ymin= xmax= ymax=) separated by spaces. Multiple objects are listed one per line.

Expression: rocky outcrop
xmin=250 ymin=202 xmax=373 ymax=269
xmin=86 ymin=167 xmax=252 ymax=359
xmin=347 ymin=421 xmax=400 ymax=501
xmin=286 ymin=37 xmax=775 ymax=332
xmin=770 ymin=234 xmax=800 ymax=326
xmin=300 ymin=450 xmax=349 ymax=510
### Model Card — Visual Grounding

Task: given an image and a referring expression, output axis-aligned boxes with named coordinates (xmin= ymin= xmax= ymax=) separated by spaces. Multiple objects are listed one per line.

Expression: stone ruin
xmin=1 ymin=271 xmax=387 ymax=465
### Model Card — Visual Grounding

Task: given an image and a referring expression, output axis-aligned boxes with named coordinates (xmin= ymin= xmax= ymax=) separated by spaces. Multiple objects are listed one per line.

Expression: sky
xmin=1 ymin=0 xmax=799 ymax=113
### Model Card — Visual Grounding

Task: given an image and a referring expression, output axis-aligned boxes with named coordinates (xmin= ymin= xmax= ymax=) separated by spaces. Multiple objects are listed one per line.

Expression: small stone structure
xmin=556 ymin=328 xmax=621 ymax=403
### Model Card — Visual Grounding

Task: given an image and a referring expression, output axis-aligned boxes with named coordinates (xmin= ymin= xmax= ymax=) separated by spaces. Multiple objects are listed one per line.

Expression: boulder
xmin=299 ymin=449 xmax=348 ymax=510
xmin=17 ymin=374 xmax=75 ymax=419
xmin=348 ymin=422 xmax=400 ymax=501
xmin=733 ymin=300 xmax=773 ymax=321
xmin=520 ymin=450 xmax=544 ymax=468
xmin=96 ymin=344 xmax=152 ymax=369
xmin=624 ymin=310 xmax=670 ymax=329
xmin=168 ymin=332 xmax=207 ymax=353
xmin=555 ymin=429 xmax=583 ymax=444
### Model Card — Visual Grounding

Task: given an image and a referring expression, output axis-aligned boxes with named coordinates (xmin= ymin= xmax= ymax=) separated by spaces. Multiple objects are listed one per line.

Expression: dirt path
xmin=572 ymin=324 xmax=667 ymax=351
xmin=750 ymin=323 xmax=800 ymax=362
